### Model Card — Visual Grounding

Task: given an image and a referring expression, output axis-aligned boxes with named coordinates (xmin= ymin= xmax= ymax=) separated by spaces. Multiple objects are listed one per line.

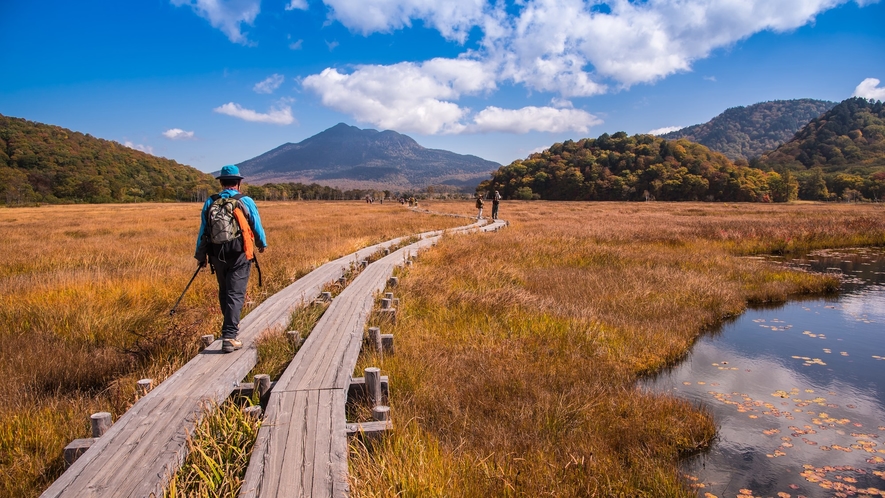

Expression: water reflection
xmin=645 ymin=248 xmax=885 ymax=497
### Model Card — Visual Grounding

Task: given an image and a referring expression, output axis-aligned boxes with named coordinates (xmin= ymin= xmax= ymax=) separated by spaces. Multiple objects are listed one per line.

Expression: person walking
xmin=491 ymin=190 xmax=501 ymax=220
xmin=475 ymin=193 xmax=484 ymax=220
xmin=195 ymin=165 xmax=268 ymax=353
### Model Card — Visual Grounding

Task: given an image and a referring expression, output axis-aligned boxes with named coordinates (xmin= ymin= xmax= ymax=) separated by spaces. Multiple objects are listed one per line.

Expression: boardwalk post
xmin=201 ymin=334 xmax=214 ymax=348
xmin=254 ymin=374 xmax=271 ymax=408
xmin=243 ymin=405 xmax=263 ymax=419
xmin=136 ymin=379 xmax=153 ymax=397
xmin=364 ymin=367 xmax=382 ymax=407
xmin=381 ymin=334 xmax=395 ymax=355
xmin=372 ymin=406 xmax=390 ymax=422
xmin=388 ymin=276 xmax=398 ymax=287
xmin=384 ymin=292 xmax=394 ymax=300
xmin=380 ymin=298 xmax=391 ymax=309
xmin=320 ymin=291 xmax=332 ymax=302
xmin=91 ymin=412 xmax=112 ymax=438
xmin=367 ymin=327 xmax=382 ymax=353
xmin=287 ymin=330 xmax=302 ymax=347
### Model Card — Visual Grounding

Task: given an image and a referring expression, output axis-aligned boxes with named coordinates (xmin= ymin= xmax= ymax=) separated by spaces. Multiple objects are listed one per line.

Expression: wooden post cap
xmin=243 ymin=405 xmax=263 ymax=419
xmin=365 ymin=367 xmax=382 ymax=408
xmin=372 ymin=405 xmax=390 ymax=422
xmin=380 ymin=298 xmax=391 ymax=310
xmin=320 ymin=291 xmax=332 ymax=301
xmin=136 ymin=378 xmax=153 ymax=396
xmin=388 ymin=277 xmax=398 ymax=287
xmin=384 ymin=292 xmax=394 ymax=300
xmin=286 ymin=330 xmax=302 ymax=346
xmin=91 ymin=412 xmax=113 ymax=438
xmin=200 ymin=334 xmax=214 ymax=347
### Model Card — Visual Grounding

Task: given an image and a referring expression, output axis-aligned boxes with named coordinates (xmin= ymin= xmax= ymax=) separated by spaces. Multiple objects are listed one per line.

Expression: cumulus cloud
xmin=302 ymin=59 xmax=497 ymax=134
xmin=253 ymin=74 xmax=285 ymax=94
xmin=313 ymin=0 xmax=862 ymax=98
xmin=124 ymin=141 xmax=155 ymax=154
xmin=648 ymin=126 xmax=683 ymax=135
xmin=470 ymin=106 xmax=602 ymax=133
xmin=322 ymin=0 xmax=485 ymax=43
xmin=213 ymin=102 xmax=295 ymax=125
xmin=302 ymin=60 xmax=600 ymax=135
xmin=171 ymin=0 xmax=259 ymax=45
xmin=853 ymin=78 xmax=885 ymax=101
xmin=163 ymin=128 xmax=196 ymax=140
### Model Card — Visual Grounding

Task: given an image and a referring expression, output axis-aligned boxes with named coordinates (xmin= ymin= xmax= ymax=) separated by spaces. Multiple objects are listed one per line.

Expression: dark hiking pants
xmin=210 ymin=251 xmax=251 ymax=340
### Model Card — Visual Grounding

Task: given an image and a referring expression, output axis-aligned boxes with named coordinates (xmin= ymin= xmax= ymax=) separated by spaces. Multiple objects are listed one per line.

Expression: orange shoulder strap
xmin=232 ymin=207 xmax=255 ymax=261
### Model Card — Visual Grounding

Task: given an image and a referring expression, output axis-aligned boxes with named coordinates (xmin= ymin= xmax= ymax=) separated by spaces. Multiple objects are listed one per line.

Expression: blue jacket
xmin=194 ymin=189 xmax=267 ymax=260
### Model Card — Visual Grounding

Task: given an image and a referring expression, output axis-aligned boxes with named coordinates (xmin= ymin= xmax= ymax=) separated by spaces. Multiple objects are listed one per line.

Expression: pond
xmin=645 ymin=247 xmax=885 ymax=498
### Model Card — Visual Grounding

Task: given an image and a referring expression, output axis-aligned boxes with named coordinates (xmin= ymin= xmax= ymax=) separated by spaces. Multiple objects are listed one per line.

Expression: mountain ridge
xmin=235 ymin=123 xmax=500 ymax=190
xmin=662 ymin=99 xmax=837 ymax=161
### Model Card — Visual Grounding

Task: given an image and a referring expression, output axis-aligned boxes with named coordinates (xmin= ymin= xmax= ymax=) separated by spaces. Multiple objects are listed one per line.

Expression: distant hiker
xmin=492 ymin=190 xmax=501 ymax=220
xmin=475 ymin=193 xmax=484 ymax=220
xmin=195 ymin=165 xmax=268 ymax=353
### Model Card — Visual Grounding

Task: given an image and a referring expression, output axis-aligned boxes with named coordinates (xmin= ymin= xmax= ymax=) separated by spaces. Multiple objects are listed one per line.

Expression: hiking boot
xmin=222 ymin=339 xmax=243 ymax=353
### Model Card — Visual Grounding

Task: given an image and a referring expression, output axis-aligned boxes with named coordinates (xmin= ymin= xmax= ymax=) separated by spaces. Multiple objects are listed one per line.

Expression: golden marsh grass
xmin=0 ymin=201 xmax=464 ymax=497
xmin=350 ymin=201 xmax=884 ymax=497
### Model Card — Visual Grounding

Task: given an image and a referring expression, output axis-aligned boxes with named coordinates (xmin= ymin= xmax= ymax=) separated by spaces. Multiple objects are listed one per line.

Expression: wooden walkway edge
xmin=39 ymin=224 xmax=472 ymax=498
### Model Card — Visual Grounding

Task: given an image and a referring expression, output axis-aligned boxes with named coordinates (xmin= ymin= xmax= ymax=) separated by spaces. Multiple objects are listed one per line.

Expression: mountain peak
xmin=236 ymin=123 xmax=499 ymax=190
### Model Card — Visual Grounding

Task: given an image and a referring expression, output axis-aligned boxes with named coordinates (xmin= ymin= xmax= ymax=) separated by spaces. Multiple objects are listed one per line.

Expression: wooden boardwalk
xmin=240 ymin=219 xmax=506 ymax=497
xmin=39 ymin=223 xmax=472 ymax=498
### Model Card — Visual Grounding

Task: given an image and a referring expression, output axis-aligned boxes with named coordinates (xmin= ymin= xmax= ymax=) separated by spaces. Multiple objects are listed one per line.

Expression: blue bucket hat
xmin=216 ymin=164 xmax=244 ymax=181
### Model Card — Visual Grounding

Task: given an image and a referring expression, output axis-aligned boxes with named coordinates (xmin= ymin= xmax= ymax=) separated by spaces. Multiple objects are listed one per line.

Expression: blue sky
xmin=2 ymin=0 xmax=884 ymax=173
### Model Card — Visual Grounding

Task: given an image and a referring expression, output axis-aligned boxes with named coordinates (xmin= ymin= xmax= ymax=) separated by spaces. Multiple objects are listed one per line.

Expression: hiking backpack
xmin=206 ymin=193 xmax=244 ymax=244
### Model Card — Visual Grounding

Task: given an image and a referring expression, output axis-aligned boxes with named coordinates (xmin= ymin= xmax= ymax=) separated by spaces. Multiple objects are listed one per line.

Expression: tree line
xmin=478 ymin=133 xmax=804 ymax=202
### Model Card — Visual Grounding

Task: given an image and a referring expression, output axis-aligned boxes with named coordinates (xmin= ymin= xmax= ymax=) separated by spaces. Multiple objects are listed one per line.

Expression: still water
xmin=646 ymin=248 xmax=885 ymax=497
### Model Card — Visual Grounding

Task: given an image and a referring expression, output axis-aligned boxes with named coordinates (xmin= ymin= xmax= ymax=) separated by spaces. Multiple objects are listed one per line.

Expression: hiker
xmin=195 ymin=165 xmax=268 ymax=353
xmin=475 ymin=193 xmax=484 ymax=220
xmin=492 ymin=190 xmax=501 ymax=220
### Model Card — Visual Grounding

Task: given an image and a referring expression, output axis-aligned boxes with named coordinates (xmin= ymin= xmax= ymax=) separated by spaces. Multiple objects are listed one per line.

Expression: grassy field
xmin=350 ymin=201 xmax=885 ymax=497
xmin=3 ymin=200 xmax=884 ymax=497
xmin=0 ymin=201 xmax=464 ymax=497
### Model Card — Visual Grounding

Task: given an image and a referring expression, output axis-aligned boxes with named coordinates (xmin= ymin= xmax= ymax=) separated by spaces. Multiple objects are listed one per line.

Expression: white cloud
xmin=297 ymin=0 xmax=873 ymax=135
xmin=315 ymin=0 xmax=862 ymax=98
xmin=322 ymin=0 xmax=485 ymax=43
xmin=302 ymin=59 xmax=496 ymax=134
xmin=302 ymin=61 xmax=600 ymax=135
xmin=285 ymin=0 xmax=308 ymax=10
xmin=289 ymin=39 xmax=303 ymax=50
xmin=171 ymin=0 xmax=259 ymax=45
xmin=124 ymin=141 xmax=155 ymax=154
xmin=704 ymin=76 xmax=717 ymax=82
xmin=163 ymin=128 xmax=196 ymax=140
xmin=253 ymin=74 xmax=285 ymax=94
xmin=853 ymin=78 xmax=885 ymax=101
xmin=213 ymin=102 xmax=295 ymax=125
xmin=648 ymin=126 xmax=683 ymax=135
xmin=470 ymin=106 xmax=602 ymax=134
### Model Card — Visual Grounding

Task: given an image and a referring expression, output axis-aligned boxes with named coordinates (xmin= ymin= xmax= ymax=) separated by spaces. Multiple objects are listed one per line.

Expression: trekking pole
xmin=169 ymin=264 xmax=203 ymax=316
xmin=253 ymin=255 xmax=263 ymax=287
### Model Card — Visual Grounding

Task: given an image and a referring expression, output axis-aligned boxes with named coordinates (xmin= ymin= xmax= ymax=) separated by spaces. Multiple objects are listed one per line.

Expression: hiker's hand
xmin=259 ymin=247 xmax=266 ymax=254
xmin=197 ymin=260 xmax=207 ymax=268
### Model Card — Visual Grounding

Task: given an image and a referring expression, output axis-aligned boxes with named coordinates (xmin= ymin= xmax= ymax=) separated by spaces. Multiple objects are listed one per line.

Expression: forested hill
xmin=662 ymin=99 xmax=836 ymax=161
xmin=754 ymin=97 xmax=885 ymax=201
xmin=0 ymin=114 xmax=217 ymax=204
xmin=478 ymin=132 xmax=800 ymax=202
xmin=758 ymin=97 xmax=885 ymax=172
